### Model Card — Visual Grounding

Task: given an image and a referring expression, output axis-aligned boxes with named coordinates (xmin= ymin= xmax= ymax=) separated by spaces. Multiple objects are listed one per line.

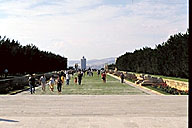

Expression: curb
xmin=8 ymin=87 xmax=30 ymax=95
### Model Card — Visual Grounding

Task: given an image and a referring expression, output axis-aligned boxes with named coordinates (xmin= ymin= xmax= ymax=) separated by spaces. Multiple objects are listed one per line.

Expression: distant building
xmin=81 ymin=56 xmax=86 ymax=70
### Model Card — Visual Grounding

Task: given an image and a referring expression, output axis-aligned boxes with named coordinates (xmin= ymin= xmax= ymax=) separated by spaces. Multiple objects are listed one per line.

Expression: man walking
xmin=40 ymin=74 xmax=46 ymax=92
xmin=66 ymin=72 xmax=70 ymax=85
xmin=120 ymin=73 xmax=125 ymax=83
xmin=28 ymin=74 xmax=36 ymax=94
xmin=57 ymin=75 xmax=62 ymax=93
xmin=97 ymin=69 xmax=100 ymax=77
xmin=78 ymin=71 xmax=83 ymax=85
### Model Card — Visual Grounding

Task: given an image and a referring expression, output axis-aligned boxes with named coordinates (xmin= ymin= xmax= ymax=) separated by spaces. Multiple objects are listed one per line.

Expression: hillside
xmin=68 ymin=57 xmax=116 ymax=69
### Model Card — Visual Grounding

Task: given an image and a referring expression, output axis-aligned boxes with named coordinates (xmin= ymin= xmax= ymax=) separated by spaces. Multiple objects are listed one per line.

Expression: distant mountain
xmin=68 ymin=57 xmax=116 ymax=69
xmin=68 ymin=60 xmax=80 ymax=67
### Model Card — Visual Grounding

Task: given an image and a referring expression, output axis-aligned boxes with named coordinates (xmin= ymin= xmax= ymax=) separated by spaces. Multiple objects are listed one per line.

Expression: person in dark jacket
xmin=28 ymin=74 xmax=36 ymax=94
xmin=57 ymin=75 xmax=62 ymax=93
xmin=120 ymin=73 xmax=125 ymax=83
xmin=78 ymin=71 xmax=83 ymax=85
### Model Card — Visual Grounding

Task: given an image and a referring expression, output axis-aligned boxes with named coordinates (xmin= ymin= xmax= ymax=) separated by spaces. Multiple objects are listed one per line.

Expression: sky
xmin=0 ymin=0 xmax=189 ymax=60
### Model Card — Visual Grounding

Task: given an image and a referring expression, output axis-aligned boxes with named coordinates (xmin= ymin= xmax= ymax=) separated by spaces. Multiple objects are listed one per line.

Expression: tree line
xmin=116 ymin=29 xmax=189 ymax=78
xmin=0 ymin=36 xmax=67 ymax=75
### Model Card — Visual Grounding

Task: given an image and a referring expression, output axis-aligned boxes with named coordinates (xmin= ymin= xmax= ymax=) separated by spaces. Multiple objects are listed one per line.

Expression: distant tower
xmin=81 ymin=56 xmax=86 ymax=70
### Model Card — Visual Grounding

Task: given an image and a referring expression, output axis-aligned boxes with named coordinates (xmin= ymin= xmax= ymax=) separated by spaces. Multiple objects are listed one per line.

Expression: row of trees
xmin=0 ymin=36 xmax=67 ymax=75
xmin=116 ymin=30 xmax=189 ymax=78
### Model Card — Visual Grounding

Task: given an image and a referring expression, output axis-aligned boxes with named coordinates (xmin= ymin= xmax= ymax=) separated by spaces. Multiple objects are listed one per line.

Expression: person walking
xmin=28 ymin=74 xmax=36 ymax=94
xmin=74 ymin=77 xmax=77 ymax=84
xmin=120 ymin=73 xmax=125 ymax=83
xmin=57 ymin=75 xmax=62 ymax=93
xmin=61 ymin=75 xmax=64 ymax=83
xmin=77 ymin=71 xmax=83 ymax=85
xmin=66 ymin=72 xmax=70 ymax=85
xmin=40 ymin=74 xmax=46 ymax=92
xmin=91 ymin=70 xmax=93 ymax=77
xmin=49 ymin=75 xmax=55 ymax=92
xmin=101 ymin=72 xmax=106 ymax=83
xmin=97 ymin=70 xmax=100 ymax=77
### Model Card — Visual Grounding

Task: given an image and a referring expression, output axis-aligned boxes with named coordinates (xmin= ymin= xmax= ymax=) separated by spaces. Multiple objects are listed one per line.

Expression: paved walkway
xmin=0 ymin=95 xmax=188 ymax=128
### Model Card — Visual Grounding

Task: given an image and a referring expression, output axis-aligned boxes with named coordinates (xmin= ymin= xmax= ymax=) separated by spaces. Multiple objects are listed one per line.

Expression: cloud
xmin=0 ymin=0 xmax=188 ymax=60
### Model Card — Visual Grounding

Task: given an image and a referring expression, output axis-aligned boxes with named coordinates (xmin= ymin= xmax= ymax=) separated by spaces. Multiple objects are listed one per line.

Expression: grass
xmin=35 ymin=72 xmax=147 ymax=95
xmin=144 ymin=86 xmax=171 ymax=95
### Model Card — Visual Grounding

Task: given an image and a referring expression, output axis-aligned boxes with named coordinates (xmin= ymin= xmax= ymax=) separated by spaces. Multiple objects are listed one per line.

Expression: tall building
xmin=81 ymin=56 xmax=86 ymax=70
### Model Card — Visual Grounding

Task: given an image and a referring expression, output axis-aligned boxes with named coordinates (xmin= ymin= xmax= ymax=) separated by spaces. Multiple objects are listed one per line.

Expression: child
xmin=74 ymin=77 xmax=77 ymax=84
xmin=101 ymin=72 xmax=106 ymax=83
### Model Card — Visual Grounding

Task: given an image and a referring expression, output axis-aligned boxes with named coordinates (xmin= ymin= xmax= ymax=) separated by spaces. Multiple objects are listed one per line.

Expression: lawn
xmin=144 ymin=86 xmax=171 ymax=95
xmin=35 ymin=72 xmax=147 ymax=95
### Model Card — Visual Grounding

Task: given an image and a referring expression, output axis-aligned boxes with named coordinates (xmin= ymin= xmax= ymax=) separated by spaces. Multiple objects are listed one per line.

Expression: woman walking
xmin=101 ymin=72 xmax=106 ymax=83
xmin=40 ymin=74 xmax=46 ymax=92
xmin=49 ymin=75 xmax=55 ymax=92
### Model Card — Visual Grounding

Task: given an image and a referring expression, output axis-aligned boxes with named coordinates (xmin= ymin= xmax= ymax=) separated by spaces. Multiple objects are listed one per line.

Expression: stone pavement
xmin=0 ymin=95 xmax=188 ymax=128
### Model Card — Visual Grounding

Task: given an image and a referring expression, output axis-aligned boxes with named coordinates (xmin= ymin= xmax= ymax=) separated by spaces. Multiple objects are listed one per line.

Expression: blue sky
xmin=0 ymin=0 xmax=189 ymax=60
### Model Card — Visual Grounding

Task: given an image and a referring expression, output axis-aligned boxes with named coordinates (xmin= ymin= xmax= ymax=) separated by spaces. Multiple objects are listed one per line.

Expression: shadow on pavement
xmin=0 ymin=118 xmax=19 ymax=122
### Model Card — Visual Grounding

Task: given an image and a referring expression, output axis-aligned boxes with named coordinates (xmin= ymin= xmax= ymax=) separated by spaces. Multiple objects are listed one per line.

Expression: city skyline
xmin=0 ymin=0 xmax=189 ymax=60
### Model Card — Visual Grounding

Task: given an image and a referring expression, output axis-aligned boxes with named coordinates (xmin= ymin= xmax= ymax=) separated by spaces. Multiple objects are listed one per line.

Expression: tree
xmin=116 ymin=30 xmax=189 ymax=78
xmin=0 ymin=37 xmax=67 ymax=75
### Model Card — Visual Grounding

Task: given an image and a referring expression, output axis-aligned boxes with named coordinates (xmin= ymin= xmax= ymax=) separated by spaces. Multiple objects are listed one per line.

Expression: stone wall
xmin=163 ymin=79 xmax=188 ymax=91
xmin=0 ymin=76 xmax=29 ymax=93
xmin=108 ymin=70 xmax=189 ymax=91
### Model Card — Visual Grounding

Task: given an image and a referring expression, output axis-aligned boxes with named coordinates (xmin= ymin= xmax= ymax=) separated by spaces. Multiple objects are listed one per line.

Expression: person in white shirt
xmin=40 ymin=74 xmax=46 ymax=92
xmin=66 ymin=72 xmax=70 ymax=85
xmin=49 ymin=75 xmax=55 ymax=92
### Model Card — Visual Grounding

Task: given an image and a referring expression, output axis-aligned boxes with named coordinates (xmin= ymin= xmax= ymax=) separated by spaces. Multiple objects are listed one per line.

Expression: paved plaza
xmin=0 ymin=95 xmax=188 ymax=128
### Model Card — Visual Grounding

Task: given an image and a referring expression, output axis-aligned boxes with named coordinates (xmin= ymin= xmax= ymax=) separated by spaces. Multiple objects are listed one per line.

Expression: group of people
xmin=100 ymin=70 xmax=125 ymax=83
xmin=28 ymin=70 xmax=125 ymax=94
xmin=87 ymin=70 xmax=93 ymax=76
xmin=64 ymin=70 xmax=83 ymax=85
xmin=28 ymin=70 xmax=84 ymax=94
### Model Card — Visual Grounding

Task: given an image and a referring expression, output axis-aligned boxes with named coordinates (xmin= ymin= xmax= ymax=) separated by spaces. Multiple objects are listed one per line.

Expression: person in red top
xmin=101 ymin=72 xmax=106 ymax=83
xmin=74 ymin=77 xmax=77 ymax=84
